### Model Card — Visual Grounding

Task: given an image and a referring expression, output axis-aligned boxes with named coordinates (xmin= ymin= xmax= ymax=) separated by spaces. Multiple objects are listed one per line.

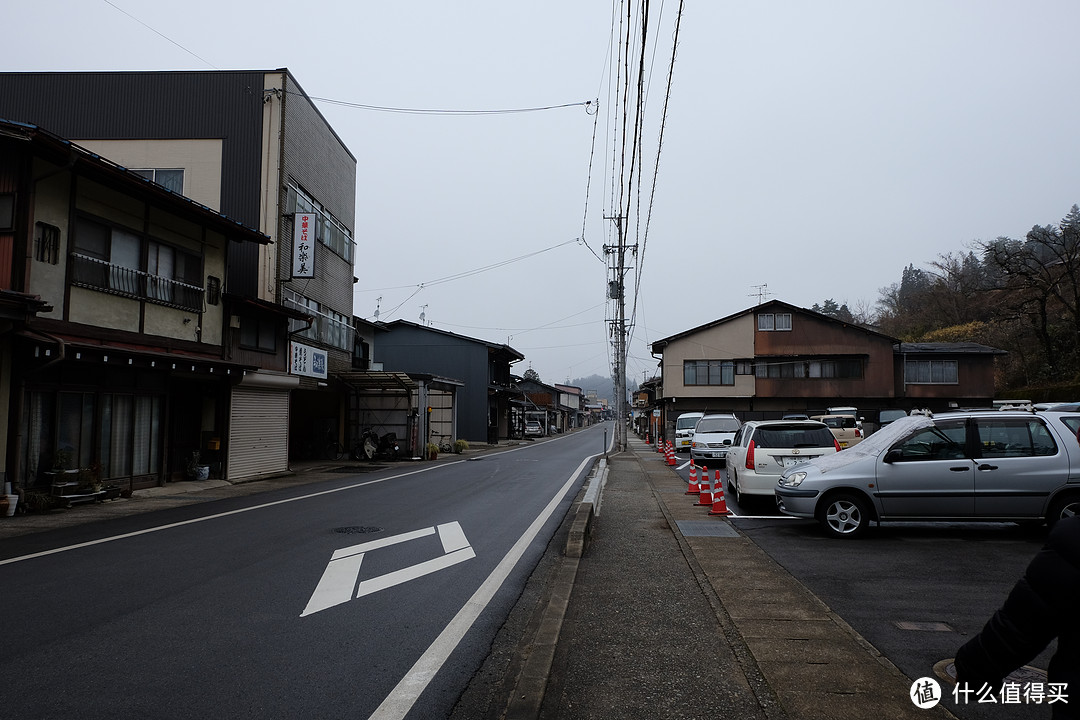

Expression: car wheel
xmin=818 ymin=493 xmax=870 ymax=539
xmin=732 ymin=471 xmax=743 ymax=505
xmin=1047 ymin=494 xmax=1080 ymax=529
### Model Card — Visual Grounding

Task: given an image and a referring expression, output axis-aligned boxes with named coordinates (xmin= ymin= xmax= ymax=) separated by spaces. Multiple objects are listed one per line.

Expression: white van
xmin=827 ymin=406 xmax=863 ymax=431
xmin=674 ymin=412 xmax=704 ymax=451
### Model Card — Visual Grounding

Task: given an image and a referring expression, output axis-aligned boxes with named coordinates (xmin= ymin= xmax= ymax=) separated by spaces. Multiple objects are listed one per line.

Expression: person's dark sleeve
xmin=954 ymin=516 xmax=1080 ymax=687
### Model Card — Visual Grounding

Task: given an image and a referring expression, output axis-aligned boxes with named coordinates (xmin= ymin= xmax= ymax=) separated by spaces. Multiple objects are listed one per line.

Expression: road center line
xmin=368 ymin=453 xmax=598 ymax=720
xmin=0 ymin=464 xmax=449 ymax=567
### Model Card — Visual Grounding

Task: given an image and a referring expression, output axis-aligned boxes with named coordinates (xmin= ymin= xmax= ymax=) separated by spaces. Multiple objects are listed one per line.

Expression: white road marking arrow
xmin=301 ymin=522 xmax=475 ymax=617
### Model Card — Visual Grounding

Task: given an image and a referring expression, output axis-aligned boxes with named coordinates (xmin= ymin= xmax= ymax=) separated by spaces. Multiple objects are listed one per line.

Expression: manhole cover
xmin=333 ymin=526 xmax=383 ymax=535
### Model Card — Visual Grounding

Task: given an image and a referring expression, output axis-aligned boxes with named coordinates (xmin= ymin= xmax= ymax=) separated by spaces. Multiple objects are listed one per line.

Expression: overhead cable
xmin=292 ymin=92 xmax=595 ymax=116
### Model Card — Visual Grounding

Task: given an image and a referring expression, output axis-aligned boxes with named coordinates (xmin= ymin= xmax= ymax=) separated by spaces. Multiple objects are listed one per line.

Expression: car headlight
xmin=780 ymin=471 xmax=807 ymax=487
xmin=691 ymin=441 xmax=702 ymax=449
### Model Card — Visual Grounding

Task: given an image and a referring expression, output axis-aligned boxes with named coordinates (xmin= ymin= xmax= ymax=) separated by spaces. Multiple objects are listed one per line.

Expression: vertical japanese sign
xmin=290 ymin=341 xmax=328 ymax=379
xmin=292 ymin=212 xmax=316 ymax=278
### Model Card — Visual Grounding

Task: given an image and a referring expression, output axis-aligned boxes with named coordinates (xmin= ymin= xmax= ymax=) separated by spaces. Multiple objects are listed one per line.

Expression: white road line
xmin=438 ymin=522 xmax=470 ymax=554
xmin=368 ymin=454 xmax=597 ymax=720
xmin=0 ymin=464 xmax=448 ymax=567
xmin=356 ymin=547 xmax=476 ymax=600
xmin=332 ymin=527 xmax=436 ymax=561
xmin=302 ymin=553 xmax=366 ymax=617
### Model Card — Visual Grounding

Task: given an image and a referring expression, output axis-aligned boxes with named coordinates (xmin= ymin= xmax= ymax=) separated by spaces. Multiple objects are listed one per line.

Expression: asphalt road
xmin=672 ymin=451 xmax=1058 ymax=720
xmin=1 ymin=425 xmax=610 ymax=720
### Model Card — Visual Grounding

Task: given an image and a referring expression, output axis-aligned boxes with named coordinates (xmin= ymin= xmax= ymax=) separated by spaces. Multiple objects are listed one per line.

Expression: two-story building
xmin=0 ymin=119 xmax=295 ymax=494
xmin=651 ymin=300 xmax=1004 ymax=435
xmin=0 ymin=69 xmax=357 ymax=471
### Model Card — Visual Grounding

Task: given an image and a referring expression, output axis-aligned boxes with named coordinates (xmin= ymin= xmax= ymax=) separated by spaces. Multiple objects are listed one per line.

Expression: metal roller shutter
xmin=229 ymin=386 xmax=290 ymax=480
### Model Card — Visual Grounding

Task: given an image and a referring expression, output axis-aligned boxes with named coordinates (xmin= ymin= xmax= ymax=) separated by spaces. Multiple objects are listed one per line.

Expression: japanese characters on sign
xmin=289 ymin=341 xmax=327 ymax=379
xmin=292 ymin=212 xmax=316 ymax=278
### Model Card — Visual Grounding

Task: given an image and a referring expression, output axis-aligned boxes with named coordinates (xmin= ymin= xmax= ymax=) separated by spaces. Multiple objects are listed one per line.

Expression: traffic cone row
xmin=659 ymin=439 xmax=730 ymax=518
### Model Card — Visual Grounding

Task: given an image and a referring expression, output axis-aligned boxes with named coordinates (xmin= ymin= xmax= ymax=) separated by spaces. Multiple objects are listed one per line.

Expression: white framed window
xmin=132 ymin=169 xmax=184 ymax=194
xmin=905 ymin=360 xmax=958 ymax=384
xmin=758 ymin=313 xmax=792 ymax=331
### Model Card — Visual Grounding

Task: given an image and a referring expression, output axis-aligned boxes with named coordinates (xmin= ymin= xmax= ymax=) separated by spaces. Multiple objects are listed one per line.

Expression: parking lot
xmin=670 ymin=452 xmax=1057 ymax=720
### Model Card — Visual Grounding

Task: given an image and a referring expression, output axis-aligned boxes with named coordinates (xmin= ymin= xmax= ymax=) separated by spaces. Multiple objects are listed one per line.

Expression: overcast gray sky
xmin=5 ymin=1 xmax=1080 ymax=386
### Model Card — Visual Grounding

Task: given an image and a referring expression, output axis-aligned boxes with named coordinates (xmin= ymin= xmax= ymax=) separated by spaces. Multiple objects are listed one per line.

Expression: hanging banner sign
xmin=290 ymin=341 xmax=327 ymax=379
xmin=292 ymin=212 xmax=316 ymax=278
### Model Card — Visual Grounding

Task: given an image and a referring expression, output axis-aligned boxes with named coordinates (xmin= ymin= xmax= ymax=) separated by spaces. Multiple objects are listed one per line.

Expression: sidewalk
xmin=496 ymin=436 xmax=958 ymax=720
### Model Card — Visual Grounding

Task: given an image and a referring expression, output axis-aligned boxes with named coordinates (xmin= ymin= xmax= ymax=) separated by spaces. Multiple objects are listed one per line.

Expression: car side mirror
xmin=883 ymin=449 xmax=903 ymax=463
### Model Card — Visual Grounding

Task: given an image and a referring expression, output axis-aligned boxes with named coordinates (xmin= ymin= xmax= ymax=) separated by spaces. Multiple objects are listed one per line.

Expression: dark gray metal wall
xmin=0 ymin=70 xmax=268 ymax=294
xmin=377 ymin=325 xmax=491 ymax=443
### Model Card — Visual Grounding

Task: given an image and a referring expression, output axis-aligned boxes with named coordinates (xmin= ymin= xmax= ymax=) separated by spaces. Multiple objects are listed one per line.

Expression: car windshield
xmin=696 ymin=418 xmax=739 ymax=433
xmin=752 ymin=424 xmax=835 ymax=448
xmin=676 ymin=416 xmax=701 ymax=430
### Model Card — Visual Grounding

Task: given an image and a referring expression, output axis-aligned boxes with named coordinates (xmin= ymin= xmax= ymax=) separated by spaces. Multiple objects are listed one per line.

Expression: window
xmin=905 ymin=360 xmax=958 ymax=384
xmin=891 ymin=420 xmax=968 ymax=461
xmin=131 ymin=169 xmax=184 ymax=195
xmin=683 ymin=359 xmax=734 ymax=386
xmin=282 ymin=288 xmax=352 ymax=350
xmin=0 ymin=193 xmax=14 ymax=231
xmin=757 ymin=313 xmax=792 ymax=331
xmin=25 ymin=390 xmax=162 ymax=483
xmin=239 ymin=316 xmax=277 ymax=352
xmin=976 ymin=419 xmax=1057 ymax=458
xmin=71 ymin=216 xmax=204 ymax=311
xmin=35 ymin=222 xmax=60 ymax=264
xmin=754 ymin=357 xmax=863 ymax=379
xmin=286 ymin=183 xmax=354 ymax=263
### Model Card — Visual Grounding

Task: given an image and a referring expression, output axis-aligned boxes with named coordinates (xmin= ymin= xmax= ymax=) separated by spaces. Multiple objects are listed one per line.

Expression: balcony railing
xmin=70 ymin=253 xmax=204 ymax=313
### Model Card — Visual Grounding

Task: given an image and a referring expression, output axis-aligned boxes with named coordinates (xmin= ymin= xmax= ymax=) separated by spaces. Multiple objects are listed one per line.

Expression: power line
xmin=102 ymin=1 xmax=219 ymax=69
xmin=355 ymin=237 xmax=583 ymax=295
xmin=295 ymin=92 xmax=595 ymax=116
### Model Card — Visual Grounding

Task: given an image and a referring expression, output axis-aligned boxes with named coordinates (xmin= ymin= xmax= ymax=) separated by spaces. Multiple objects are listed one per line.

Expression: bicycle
xmin=431 ymin=433 xmax=453 ymax=454
xmin=322 ymin=431 xmax=345 ymax=461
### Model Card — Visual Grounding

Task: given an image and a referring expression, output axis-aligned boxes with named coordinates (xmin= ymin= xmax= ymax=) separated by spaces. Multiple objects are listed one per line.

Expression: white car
xmin=690 ymin=413 xmax=741 ymax=466
xmin=725 ymin=420 xmax=840 ymax=504
xmin=674 ymin=412 xmax=704 ymax=451
xmin=524 ymin=421 xmax=544 ymax=437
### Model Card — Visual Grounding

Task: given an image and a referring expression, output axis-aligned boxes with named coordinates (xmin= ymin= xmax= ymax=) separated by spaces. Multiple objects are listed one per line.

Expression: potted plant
xmin=79 ymin=461 xmax=103 ymax=493
xmin=186 ymin=451 xmax=210 ymax=480
xmin=426 ymin=443 xmax=439 ymax=461
xmin=454 ymin=439 xmax=469 ymax=455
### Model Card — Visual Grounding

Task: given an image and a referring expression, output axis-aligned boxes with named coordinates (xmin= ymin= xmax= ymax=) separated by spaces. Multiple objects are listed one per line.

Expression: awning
xmin=334 ymin=371 xmax=418 ymax=393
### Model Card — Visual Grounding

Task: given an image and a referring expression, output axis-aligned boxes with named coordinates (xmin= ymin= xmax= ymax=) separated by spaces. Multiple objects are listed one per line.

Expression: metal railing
xmin=70 ymin=253 xmax=204 ymax=313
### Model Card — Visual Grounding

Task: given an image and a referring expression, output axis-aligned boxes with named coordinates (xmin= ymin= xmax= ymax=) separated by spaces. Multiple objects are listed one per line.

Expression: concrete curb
xmin=502 ymin=459 xmax=604 ymax=719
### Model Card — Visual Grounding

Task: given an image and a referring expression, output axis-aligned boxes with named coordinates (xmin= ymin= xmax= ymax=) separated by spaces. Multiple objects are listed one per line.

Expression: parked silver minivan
xmin=776 ymin=411 xmax=1080 ymax=538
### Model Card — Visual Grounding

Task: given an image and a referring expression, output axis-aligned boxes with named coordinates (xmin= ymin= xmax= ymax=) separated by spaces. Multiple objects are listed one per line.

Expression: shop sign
xmin=290 ymin=341 xmax=327 ymax=379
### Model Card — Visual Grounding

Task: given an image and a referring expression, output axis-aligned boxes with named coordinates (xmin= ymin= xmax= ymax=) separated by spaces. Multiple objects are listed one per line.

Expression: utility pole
xmin=605 ymin=214 xmax=629 ymax=452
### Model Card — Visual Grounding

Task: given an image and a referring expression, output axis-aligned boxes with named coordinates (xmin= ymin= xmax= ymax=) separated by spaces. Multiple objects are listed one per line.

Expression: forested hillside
xmin=822 ymin=204 xmax=1080 ymax=396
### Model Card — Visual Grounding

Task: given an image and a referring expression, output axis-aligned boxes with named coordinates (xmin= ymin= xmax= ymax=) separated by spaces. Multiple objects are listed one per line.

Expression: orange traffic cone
xmin=667 ymin=443 xmax=676 ymax=466
xmin=709 ymin=469 xmax=730 ymax=516
xmin=686 ymin=465 xmax=703 ymax=495
xmin=696 ymin=471 xmax=714 ymax=506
